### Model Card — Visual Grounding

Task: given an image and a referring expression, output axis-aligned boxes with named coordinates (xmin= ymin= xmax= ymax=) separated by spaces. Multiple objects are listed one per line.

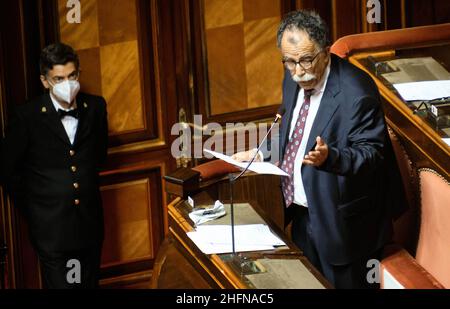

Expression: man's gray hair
xmin=277 ymin=10 xmax=330 ymax=49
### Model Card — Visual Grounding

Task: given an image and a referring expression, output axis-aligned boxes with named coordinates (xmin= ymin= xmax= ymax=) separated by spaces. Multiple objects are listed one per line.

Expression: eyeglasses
xmin=282 ymin=50 xmax=323 ymax=71
xmin=47 ymin=71 xmax=80 ymax=84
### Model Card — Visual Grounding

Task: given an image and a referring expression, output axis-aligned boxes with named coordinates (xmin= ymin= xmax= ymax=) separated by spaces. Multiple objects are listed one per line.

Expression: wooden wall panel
xmin=244 ymin=17 xmax=284 ymax=109
xmin=100 ymin=41 xmax=144 ymax=134
xmin=98 ymin=163 xmax=167 ymax=280
xmin=202 ymin=0 xmax=286 ymax=116
xmin=101 ymin=179 xmax=154 ymax=266
xmin=406 ymin=0 xmax=450 ymax=27
xmin=58 ymin=0 xmax=164 ymax=148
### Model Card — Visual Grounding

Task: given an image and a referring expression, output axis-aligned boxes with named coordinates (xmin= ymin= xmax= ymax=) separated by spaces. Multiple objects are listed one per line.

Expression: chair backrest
xmin=330 ymin=23 xmax=450 ymax=58
xmin=415 ymin=168 xmax=450 ymax=288
xmin=387 ymin=128 xmax=419 ymax=254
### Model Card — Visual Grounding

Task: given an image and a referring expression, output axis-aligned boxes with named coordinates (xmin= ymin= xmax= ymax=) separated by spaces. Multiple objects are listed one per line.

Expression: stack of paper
xmin=393 ymin=80 xmax=450 ymax=101
xmin=187 ymin=224 xmax=286 ymax=254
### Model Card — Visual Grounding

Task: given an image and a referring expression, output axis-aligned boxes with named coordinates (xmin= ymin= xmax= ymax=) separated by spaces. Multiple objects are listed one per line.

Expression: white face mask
xmin=50 ymin=80 xmax=80 ymax=104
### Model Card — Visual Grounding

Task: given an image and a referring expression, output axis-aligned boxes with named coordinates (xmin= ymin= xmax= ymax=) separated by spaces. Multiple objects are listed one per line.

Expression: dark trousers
xmin=290 ymin=205 xmax=381 ymax=289
xmin=37 ymin=245 xmax=102 ymax=289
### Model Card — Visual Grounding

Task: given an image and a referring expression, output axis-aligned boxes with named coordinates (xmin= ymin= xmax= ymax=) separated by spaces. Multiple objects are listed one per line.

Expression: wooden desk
xmin=349 ymin=42 xmax=450 ymax=180
xmin=152 ymin=173 xmax=331 ymax=289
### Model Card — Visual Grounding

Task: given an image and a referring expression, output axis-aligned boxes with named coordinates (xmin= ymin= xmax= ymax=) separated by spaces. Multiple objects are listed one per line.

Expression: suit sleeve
xmin=97 ymin=97 xmax=108 ymax=166
xmin=0 ymin=107 xmax=29 ymax=191
xmin=318 ymin=95 xmax=386 ymax=177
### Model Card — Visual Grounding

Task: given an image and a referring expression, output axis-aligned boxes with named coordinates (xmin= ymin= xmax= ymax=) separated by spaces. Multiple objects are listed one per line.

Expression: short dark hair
xmin=277 ymin=10 xmax=330 ymax=49
xmin=39 ymin=42 xmax=79 ymax=76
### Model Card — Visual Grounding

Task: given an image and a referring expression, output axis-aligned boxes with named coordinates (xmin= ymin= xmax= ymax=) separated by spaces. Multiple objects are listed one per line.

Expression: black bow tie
xmin=58 ymin=108 xmax=79 ymax=119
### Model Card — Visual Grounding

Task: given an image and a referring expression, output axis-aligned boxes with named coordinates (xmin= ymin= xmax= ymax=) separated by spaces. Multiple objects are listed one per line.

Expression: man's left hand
xmin=302 ymin=136 xmax=328 ymax=167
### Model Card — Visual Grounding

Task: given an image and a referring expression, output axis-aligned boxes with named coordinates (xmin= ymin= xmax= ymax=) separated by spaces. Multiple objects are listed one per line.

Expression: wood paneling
xmin=406 ymin=0 xmax=450 ymax=27
xmin=101 ymin=179 xmax=154 ymax=265
xmin=244 ymin=17 xmax=283 ymax=109
xmin=58 ymin=0 xmax=99 ymax=50
xmin=203 ymin=0 xmax=285 ymax=116
xmin=206 ymin=25 xmax=248 ymax=115
xmin=77 ymin=48 xmax=102 ymax=96
xmin=243 ymin=0 xmax=281 ymax=21
xmin=58 ymin=0 xmax=157 ymax=145
xmin=99 ymin=164 xmax=166 ymax=280
xmin=204 ymin=0 xmax=244 ymax=29
xmin=100 ymin=40 xmax=144 ymax=134
xmin=97 ymin=0 xmax=138 ymax=45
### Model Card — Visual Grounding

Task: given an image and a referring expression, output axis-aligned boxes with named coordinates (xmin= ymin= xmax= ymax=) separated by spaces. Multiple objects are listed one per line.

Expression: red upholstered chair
xmin=381 ymin=168 xmax=450 ymax=289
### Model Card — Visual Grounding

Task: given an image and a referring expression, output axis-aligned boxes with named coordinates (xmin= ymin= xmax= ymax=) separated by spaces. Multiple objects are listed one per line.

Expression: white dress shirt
xmin=50 ymin=93 xmax=78 ymax=145
xmin=288 ymin=62 xmax=331 ymax=207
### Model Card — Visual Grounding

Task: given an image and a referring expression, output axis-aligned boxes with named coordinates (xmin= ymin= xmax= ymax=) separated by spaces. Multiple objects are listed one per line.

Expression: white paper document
xmin=442 ymin=138 xmax=450 ymax=147
xmin=204 ymin=149 xmax=288 ymax=176
xmin=381 ymin=57 xmax=450 ymax=84
xmin=393 ymin=80 xmax=450 ymax=101
xmin=187 ymin=224 xmax=286 ymax=254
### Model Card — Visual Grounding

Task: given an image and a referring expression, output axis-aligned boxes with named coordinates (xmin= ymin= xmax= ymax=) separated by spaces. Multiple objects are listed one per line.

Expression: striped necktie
xmin=281 ymin=89 xmax=314 ymax=208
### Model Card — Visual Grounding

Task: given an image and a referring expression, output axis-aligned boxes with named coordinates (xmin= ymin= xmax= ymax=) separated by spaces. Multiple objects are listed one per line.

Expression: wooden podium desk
xmin=152 ymin=171 xmax=331 ymax=289
xmin=348 ymin=42 xmax=450 ymax=180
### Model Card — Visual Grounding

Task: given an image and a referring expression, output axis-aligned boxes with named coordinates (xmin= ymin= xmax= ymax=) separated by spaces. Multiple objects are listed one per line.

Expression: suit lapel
xmin=40 ymin=93 xmax=71 ymax=145
xmin=304 ymin=55 xmax=341 ymax=153
xmin=281 ymin=74 xmax=300 ymax=156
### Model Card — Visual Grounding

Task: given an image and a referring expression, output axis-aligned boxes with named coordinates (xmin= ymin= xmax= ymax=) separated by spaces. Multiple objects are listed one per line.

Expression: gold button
xmin=73 ymin=182 xmax=79 ymax=189
xmin=74 ymin=199 xmax=80 ymax=205
xmin=71 ymin=166 xmax=77 ymax=172
xmin=70 ymin=150 xmax=75 ymax=156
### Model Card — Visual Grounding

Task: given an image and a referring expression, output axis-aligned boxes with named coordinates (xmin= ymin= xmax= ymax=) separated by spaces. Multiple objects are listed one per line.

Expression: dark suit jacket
xmin=279 ymin=54 xmax=405 ymax=265
xmin=0 ymin=92 xmax=108 ymax=252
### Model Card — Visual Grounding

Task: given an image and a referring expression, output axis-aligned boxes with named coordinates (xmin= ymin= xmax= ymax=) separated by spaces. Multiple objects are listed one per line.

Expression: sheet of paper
xmin=382 ymin=57 xmax=450 ymax=84
xmin=442 ymin=138 xmax=450 ymax=147
xmin=204 ymin=149 xmax=288 ymax=176
xmin=187 ymin=224 xmax=286 ymax=254
xmin=393 ymin=80 xmax=450 ymax=101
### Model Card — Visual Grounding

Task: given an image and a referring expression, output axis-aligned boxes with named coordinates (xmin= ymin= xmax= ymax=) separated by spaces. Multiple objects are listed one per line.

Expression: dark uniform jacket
xmin=0 ymin=92 xmax=108 ymax=252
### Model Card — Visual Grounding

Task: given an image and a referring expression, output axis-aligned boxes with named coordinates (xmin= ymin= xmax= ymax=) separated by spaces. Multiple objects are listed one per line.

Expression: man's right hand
xmin=231 ymin=149 xmax=262 ymax=162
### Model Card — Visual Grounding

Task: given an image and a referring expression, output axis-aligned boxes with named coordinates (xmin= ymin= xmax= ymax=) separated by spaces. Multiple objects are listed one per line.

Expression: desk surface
xmin=349 ymin=42 xmax=450 ymax=179
xmin=152 ymin=194 xmax=332 ymax=289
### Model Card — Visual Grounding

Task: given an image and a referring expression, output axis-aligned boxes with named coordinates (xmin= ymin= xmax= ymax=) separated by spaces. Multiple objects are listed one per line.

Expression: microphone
xmin=228 ymin=106 xmax=285 ymax=258
xmin=231 ymin=106 xmax=285 ymax=182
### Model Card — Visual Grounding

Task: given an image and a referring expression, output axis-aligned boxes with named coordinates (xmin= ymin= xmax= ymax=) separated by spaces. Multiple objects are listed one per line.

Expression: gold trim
xmin=150 ymin=0 xmax=165 ymax=154
xmin=418 ymin=168 xmax=450 ymax=185
xmin=108 ymin=138 xmax=166 ymax=155
xmin=210 ymin=255 xmax=247 ymax=289
xmin=331 ymin=0 xmax=338 ymax=42
xmin=400 ymin=0 xmax=406 ymax=29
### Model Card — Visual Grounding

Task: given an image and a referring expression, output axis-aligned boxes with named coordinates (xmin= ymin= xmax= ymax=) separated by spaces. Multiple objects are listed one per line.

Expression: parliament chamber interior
xmin=0 ymin=0 xmax=449 ymax=293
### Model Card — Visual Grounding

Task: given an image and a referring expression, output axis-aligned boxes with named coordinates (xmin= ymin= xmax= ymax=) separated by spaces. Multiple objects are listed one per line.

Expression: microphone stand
xmin=227 ymin=112 xmax=282 ymax=275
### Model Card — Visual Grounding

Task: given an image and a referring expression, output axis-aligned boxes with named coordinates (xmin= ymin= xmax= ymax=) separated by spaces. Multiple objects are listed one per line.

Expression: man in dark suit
xmin=0 ymin=43 xmax=108 ymax=288
xmin=233 ymin=11 xmax=405 ymax=288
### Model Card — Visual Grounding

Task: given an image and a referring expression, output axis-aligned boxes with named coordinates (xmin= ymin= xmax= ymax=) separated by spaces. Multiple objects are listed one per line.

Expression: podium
xmin=152 ymin=164 xmax=331 ymax=289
